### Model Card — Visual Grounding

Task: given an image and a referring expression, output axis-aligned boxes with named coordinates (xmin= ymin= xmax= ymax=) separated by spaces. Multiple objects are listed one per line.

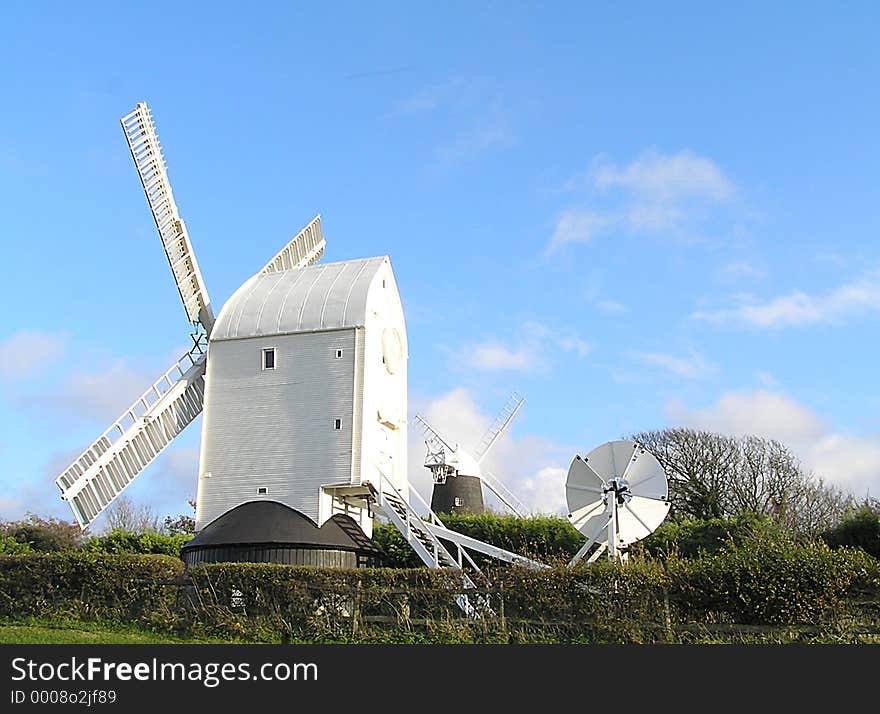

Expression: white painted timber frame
xmin=120 ymin=103 xmax=215 ymax=332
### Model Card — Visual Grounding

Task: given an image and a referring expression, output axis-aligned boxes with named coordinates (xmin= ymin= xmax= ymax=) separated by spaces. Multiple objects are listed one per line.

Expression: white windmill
xmin=565 ymin=440 xmax=671 ymax=563
xmin=52 ymin=102 xmax=548 ymax=600
xmin=414 ymin=393 xmax=530 ymax=517
xmin=53 ymin=101 xmax=410 ymax=565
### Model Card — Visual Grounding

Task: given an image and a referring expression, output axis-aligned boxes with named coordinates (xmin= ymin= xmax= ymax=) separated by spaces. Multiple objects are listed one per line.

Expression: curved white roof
xmin=212 ymin=257 xmax=388 ymax=340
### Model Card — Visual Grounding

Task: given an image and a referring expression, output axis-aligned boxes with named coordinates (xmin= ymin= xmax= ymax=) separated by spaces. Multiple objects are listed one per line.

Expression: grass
xmin=2 ymin=620 xmax=877 ymax=644
xmin=0 ymin=620 xmax=240 ymax=644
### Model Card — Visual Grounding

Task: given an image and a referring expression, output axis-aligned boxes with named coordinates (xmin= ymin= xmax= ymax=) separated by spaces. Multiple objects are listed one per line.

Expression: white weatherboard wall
xmin=196 ymin=329 xmax=356 ymax=529
xmin=196 ymin=256 xmax=407 ymax=535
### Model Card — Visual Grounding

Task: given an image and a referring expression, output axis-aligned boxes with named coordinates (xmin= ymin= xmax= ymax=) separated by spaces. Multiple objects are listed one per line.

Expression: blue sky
xmin=1 ymin=1 xmax=879 ymax=525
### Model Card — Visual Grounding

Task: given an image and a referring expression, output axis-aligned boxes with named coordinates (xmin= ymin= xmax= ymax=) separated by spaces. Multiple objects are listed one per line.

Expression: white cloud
xmin=0 ymin=329 xmax=68 ymax=380
xmin=409 ymin=388 xmax=570 ymax=515
xmin=516 ymin=466 xmax=569 ymax=515
xmin=721 ymin=260 xmax=766 ymax=280
xmin=397 ymin=87 xmax=444 ymax=115
xmin=756 ymin=371 xmax=779 ymax=388
xmin=26 ymin=359 xmax=156 ymax=423
xmin=668 ymin=389 xmax=880 ymax=496
xmin=668 ymin=390 xmax=826 ymax=443
xmin=551 ymin=149 xmax=737 ymax=247
xmin=597 ymin=299 xmax=626 ymax=314
xmin=396 ymin=80 xmax=514 ymax=169
xmin=469 ymin=343 xmax=536 ymax=371
xmin=435 ymin=111 xmax=513 ymax=167
xmin=632 ymin=349 xmax=715 ymax=378
xmin=557 ymin=336 xmax=593 ymax=358
xmin=465 ymin=322 xmax=592 ymax=372
xmin=595 ymin=149 xmax=735 ymax=202
xmin=61 ymin=360 xmax=156 ymax=422
xmin=551 ymin=209 xmax=614 ymax=246
xmin=693 ymin=276 xmax=880 ymax=328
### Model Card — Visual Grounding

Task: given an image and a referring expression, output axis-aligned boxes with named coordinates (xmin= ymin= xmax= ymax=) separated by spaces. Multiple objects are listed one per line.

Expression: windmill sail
xmin=54 ymin=346 xmax=207 ymax=529
xmin=480 ymin=468 xmax=529 ymax=518
xmin=120 ymin=103 xmax=215 ymax=333
xmin=259 ymin=215 xmax=326 ymax=275
xmin=473 ymin=392 xmax=524 ymax=462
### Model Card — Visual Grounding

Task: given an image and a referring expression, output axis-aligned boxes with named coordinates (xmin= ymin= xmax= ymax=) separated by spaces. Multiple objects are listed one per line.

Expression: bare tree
xmin=162 ymin=498 xmax=197 ymax=536
xmin=102 ymin=495 xmax=160 ymax=534
xmin=631 ymin=428 xmax=853 ymax=535
xmin=783 ymin=476 xmax=852 ymax=536
xmin=633 ymin=428 xmax=738 ymax=519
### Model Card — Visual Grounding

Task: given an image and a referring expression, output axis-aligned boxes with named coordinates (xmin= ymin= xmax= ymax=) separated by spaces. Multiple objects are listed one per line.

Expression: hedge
xmin=83 ymin=530 xmax=192 ymax=557
xmin=2 ymin=539 xmax=878 ymax=643
xmin=373 ymin=513 xmax=586 ymax=568
xmin=665 ymin=538 xmax=880 ymax=625
xmin=822 ymin=506 xmax=880 ymax=558
xmin=0 ymin=553 xmax=183 ymax=623
xmin=373 ymin=512 xmax=821 ymax=567
xmin=632 ymin=514 xmax=785 ymax=559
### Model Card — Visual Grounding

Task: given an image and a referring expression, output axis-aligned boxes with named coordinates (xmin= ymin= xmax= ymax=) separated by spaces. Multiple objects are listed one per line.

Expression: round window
xmin=382 ymin=327 xmax=403 ymax=374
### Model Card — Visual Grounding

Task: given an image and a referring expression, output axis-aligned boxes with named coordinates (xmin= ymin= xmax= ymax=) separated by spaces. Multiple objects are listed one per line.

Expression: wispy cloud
xmin=693 ymin=275 xmax=880 ymax=328
xmin=551 ymin=209 xmax=613 ymax=246
xmin=464 ymin=322 xmax=593 ymax=373
xmin=557 ymin=335 xmax=594 ymax=358
xmin=396 ymin=80 xmax=515 ymax=168
xmin=469 ymin=343 xmax=535 ymax=371
xmin=594 ymin=149 xmax=735 ymax=203
xmin=550 ymin=149 xmax=737 ymax=248
xmin=435 ymin=105 xmax=513 ymax=167
xmin=668 ymin=389 xmax=880 ymax=496
xmin=631 ymin=348 xmax=716 ymax=378
xmin=597 ymin=299 xmax=627 ymax=314
xmin=720 ymin=260 xmax=766 ymax=280
xmin=756 ymin=371 xmax=779 ymax=388
xmin=396 ymin=87 xmax=445 ymax=115
xmin=0 ymin=329 xmax=68 ymax=380
xmin=25 ymin=359 xmax=155 ymax=422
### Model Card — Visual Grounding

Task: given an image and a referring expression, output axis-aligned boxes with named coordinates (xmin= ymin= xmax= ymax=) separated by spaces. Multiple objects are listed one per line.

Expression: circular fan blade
xmin=565 ymin=440 xmax=671 ymax=552
xmin=581 ymin=440 xmax=636 ymax=482
xmin=622 ymin=448 xmax=668 ymax=500
xmin=565 ymin=455 xmax=606 ymax=517
xmin=617 ymin=496 xmax=671 ymax=545
xmin=569 ymin=499 xmax=606 ymax=532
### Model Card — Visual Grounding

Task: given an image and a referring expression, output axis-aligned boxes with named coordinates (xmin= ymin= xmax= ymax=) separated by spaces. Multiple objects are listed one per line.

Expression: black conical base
xmin=430 ymin=474 xmax=484 ymax=515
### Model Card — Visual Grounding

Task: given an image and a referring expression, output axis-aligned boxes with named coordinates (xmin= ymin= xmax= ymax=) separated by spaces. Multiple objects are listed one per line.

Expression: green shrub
xmin=633 ymin=513 xmax=783 ymax=558
xmin=0 ymin=553 xmax=183 ymax=623
xmin=83 ymin=530 xmax=192 ymax=557
xmin=1 ymin=536 xmax=878 ymax=643
xmin=822 ymin=505 xmax=880 ymax=558
xmin=373 ymin=512 xmax=584 ymax=568
xmin=0 ymin=536 xmax=32 ymax=555
xmin=0 ymin=514 xmax=83 ymax=552
xmin=667 ymin=535 xmax=880 ymax=624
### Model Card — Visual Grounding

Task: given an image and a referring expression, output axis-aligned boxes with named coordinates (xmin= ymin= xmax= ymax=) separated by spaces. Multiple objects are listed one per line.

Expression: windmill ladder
xmin=365 ymin=470 xmax=548 ymax=618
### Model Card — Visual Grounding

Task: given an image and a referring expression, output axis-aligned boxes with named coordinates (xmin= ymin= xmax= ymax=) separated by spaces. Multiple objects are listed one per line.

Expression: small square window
xmin=262 ymin=348 xmax=275 ymax=370
xmin=454 ymin=497 xmax=463 ymax=507
xmin=335 ymin=349 xmax=343 ymax=359
xmin=333 ymin=418 xmax=342 ymax=430
xmin=257 ymin=487 xmax=268 ymax=495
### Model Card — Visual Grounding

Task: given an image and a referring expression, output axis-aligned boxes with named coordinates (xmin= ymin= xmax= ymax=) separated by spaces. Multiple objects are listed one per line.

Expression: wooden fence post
xmin=663 ymin=589 xmax=673 ymax=642
xmin=351 ymin=579 xmax=362 ymax=637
